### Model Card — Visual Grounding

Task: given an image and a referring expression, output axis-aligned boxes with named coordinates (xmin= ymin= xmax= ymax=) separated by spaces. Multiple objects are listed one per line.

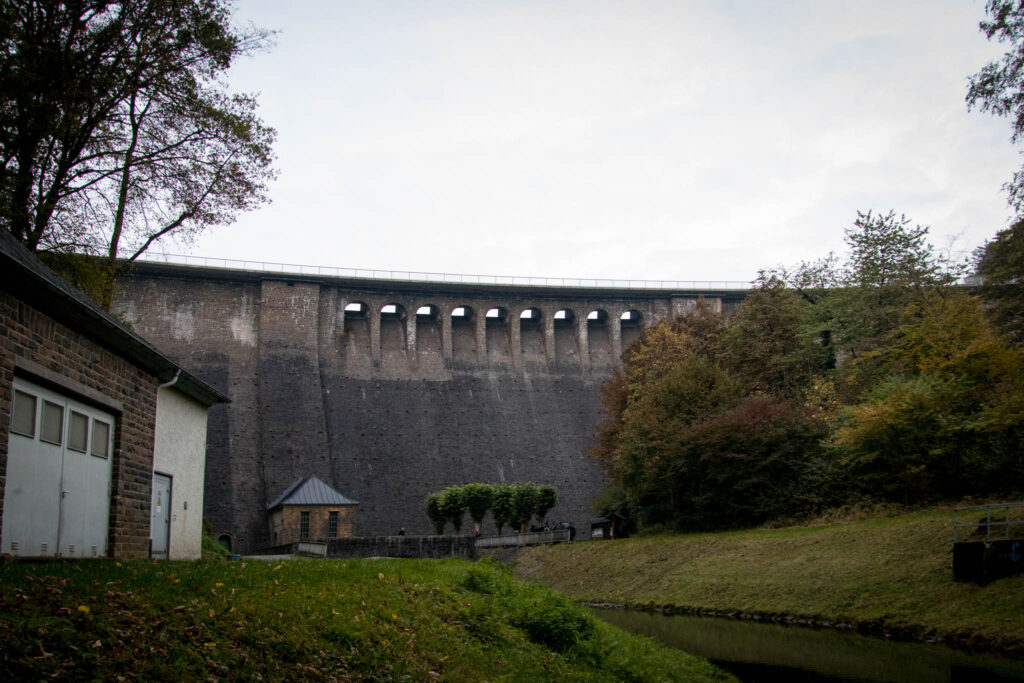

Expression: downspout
xmin=152 ymin=369 xmax=181 ymax=560
xmin=159 ymin=369 xmax=181 ymax=390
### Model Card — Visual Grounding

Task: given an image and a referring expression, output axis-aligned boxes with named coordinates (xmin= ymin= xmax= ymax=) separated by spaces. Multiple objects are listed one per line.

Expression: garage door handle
xmin=61 ymin=490 xmax=69 ymax=498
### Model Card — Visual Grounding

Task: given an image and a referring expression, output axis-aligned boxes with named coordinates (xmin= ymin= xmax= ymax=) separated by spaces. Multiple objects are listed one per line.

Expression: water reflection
xmin=592 ymin=608 xmax=1024 ymax=682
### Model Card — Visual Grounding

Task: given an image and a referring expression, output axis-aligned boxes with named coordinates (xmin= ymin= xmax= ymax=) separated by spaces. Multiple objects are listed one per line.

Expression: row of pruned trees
xmin=424 ymin=483 xmax=557 ymax=536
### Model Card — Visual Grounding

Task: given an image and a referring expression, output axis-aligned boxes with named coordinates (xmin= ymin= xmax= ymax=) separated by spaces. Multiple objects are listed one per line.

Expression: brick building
xmin=267 ymin=476 xmax=358 ymax=545
xmin=0 ymin=229 xmax=226 ymax=558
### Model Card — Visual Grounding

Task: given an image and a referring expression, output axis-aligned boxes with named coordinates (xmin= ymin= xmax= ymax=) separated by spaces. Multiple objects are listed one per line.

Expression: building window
xmin=300 ymin=511 xmax=310 ymax=540
xmin=11 ymin=389 xmax=37 ymax=437
xmin=68 ymin=411 xmax=89 ymax=452
xmin=90 ymin=419 xmax=110 ymax=458
xmin=41 ymin=401 xmax=64 ymax=445
xmin=328 ymin=511 xmax=339 ymax=538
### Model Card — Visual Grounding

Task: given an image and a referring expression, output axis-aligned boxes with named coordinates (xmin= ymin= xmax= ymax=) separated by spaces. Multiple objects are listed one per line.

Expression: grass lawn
xmin=0 ymin=555 xmax=732 ymax=681
xmin=513 ymin=506 xmax=1024 ymax=655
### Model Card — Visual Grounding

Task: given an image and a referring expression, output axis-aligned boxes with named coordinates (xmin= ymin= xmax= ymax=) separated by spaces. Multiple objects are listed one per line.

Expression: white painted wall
xmin=152 ymin=386 xmax=209 ymax=560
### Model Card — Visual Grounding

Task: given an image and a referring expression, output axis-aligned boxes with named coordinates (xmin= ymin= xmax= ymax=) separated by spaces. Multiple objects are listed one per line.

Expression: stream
xmin=592 ymin=608 xmax=1024 ymax=682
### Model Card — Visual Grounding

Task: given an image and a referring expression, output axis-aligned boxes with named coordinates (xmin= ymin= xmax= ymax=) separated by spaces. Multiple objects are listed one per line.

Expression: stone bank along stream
xmin=592 ymin=609 xmax=1024 ymax=682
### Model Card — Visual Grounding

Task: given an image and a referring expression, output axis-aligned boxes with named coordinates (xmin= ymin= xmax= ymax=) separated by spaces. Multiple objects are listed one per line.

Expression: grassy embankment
xmin=0 ymin=556 xmax=732 ymax=681
xmin=514 ymin=506 xmax=1024 ymax=655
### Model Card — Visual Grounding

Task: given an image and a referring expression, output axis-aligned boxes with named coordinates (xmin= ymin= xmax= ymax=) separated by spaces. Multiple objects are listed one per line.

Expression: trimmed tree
xmin=438 ymin=486 xmax=467 ymax=535
xmin=491 ymin=483 xmax=514 ymax=535
xmin=425 ymin=492 xmax=445 ymax=535
xmin=510 ymin=482 xmax=539 ymax=533
xmin=462 ymin=483 xmax=494 ymax=537
xmin=535 ymin=485 xmax=557 ymax=528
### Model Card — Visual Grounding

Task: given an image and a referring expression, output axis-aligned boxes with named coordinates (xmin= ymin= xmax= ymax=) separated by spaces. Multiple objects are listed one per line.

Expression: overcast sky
xmin=177 ymin=0 xmax=1020 ymax=284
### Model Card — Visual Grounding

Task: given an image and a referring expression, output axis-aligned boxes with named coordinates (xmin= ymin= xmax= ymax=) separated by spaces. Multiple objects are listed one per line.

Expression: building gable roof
xmin=268 ymin=476 xmax=358 ymax=510
xmin=0 ymin=228 xmax=228 ymax=407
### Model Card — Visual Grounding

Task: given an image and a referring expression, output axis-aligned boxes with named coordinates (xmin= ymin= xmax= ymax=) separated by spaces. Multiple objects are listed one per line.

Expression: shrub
xmin=512 ymin=599 xmax=595 ymax=652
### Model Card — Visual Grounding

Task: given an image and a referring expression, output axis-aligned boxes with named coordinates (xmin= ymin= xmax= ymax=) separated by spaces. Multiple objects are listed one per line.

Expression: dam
xmin=113 ymin=258 xmax=747 ymax=552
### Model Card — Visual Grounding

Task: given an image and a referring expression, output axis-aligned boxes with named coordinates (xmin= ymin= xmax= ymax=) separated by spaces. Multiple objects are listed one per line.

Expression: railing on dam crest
xmin=475 ymin=528 xmax=572 ymax=548
xmin=136 ymin=252 xmax=753 ymax=291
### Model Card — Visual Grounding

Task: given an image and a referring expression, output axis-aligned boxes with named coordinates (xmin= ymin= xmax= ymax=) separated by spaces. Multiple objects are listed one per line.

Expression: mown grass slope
xmin=0 ymin=556 xmax=731 ymax=681
xmin=514 ymin=507 xmax=1024 ymax=655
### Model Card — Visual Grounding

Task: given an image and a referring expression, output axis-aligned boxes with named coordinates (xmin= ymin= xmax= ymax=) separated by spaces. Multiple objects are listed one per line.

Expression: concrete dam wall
xmin=113 ymin=262 xmax=746 ymax=552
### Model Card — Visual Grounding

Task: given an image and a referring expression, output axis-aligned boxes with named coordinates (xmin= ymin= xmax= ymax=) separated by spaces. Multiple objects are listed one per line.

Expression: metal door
xmin=150 ymin=473 xmax=171 ymax=559
xmin=2 ymin=378 xmax=114 ymax=557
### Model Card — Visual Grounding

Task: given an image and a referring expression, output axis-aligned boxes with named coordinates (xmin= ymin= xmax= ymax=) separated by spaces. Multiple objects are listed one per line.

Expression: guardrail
xmin=134 ymin=252 xmax=753 ymax=291
xmin=475 ymin=528 xmax=572 ymax=548
xmin=954 ymin=502 xmax=1024 ymax=542
xmin=294 ymin=541 xmax=328 ymax=557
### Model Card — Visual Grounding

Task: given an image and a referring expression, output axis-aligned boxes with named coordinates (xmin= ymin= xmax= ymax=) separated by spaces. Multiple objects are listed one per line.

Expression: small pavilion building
xmin=267 ymin=476 xmax=358 ymax=545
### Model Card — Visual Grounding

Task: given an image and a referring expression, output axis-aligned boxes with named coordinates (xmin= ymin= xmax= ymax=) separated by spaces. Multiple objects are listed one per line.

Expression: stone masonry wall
xmin=0 ymin=292 xmax=161 ymax=558
xmin=275 ymin=505 xmax=356 ymax=545
xmin=113 ymin=263 xmax=746 ymax=553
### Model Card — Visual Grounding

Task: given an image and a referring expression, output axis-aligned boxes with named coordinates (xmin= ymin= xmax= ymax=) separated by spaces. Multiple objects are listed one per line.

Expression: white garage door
xmin=2 ymin=377 xmax=114 ymax=557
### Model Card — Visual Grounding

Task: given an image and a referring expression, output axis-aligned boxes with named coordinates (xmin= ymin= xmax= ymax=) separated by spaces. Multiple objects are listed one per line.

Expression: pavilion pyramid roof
xmin=267 ymin=476 xmax=358 ymax=510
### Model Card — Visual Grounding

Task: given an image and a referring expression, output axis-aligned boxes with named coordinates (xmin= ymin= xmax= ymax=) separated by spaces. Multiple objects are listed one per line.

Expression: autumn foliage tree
xmin=592 ymin=211 xmax=1024 ymax=532
xmin=835 ymin=290 xmax=1024 ymax=502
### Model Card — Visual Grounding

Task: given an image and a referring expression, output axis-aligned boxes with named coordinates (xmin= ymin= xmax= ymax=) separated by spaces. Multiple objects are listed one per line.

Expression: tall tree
xmin=976 ymin=219 xmax=1024 ymax=343
xmin=835 ymin=290 xmax=1024 ymax=502
xmin=968 ymin=0 xmax=1024 ymax=213
xmin=723 ymin=274 xmax=827 ymax=398
xmin=0 ymin=0 xmax=276 ymax=304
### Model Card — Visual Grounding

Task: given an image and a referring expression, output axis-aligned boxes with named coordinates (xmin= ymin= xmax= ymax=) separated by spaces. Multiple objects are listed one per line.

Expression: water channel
xmin=592 ymin=608 xmax=1024 ymax=682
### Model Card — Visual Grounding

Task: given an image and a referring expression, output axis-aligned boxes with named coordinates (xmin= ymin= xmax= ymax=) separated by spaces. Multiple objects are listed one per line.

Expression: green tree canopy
xmin=968 ymin=0 xmax=1024 ymax=212
xmin=461 ymin=483 xmax=494 ymax=537
xmin=592 ymin=210 xmax=1024 ymax=532
xmin=0 ymin=0 xmax=276 ymax=304
xmin=437 ymin=487 xmax=467 ymax=535
xmin=490 ymin=484 xmax=514 ymax=535
xmin=425 ymin=493 xmax=445 ymax=535
xmin=509 ymin=483 xmax=539 ymax=533
xmin=535 ymin=485 xmax=557 ymax=526
xmin=976 ymin=219 xmax=1024 ymax=343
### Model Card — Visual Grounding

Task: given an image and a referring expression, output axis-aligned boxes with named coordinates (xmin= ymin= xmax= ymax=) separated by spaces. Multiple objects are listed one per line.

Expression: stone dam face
xmin=113 ymin=263 xmax=745 ymax=552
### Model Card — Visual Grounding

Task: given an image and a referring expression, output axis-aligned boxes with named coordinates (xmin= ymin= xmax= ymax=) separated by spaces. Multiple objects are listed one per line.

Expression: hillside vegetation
xmin=514 ymin=506 xmax=1024 ymax=656
xmin=0 ymin=556 xmax=731 ymax=681
xmin=592 ymin=213 xmax=1024 ymax=534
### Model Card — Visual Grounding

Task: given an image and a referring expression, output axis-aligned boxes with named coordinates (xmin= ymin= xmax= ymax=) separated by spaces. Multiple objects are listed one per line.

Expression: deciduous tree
xmin=0 ymin=0 xmax=276 ymax=304
xmin=534 ymin=485 xmax=557 ymax=527
xmin=968 ymin=0 xmax=1024 ymax=213
xmin=509 ymin=483 xmax=539 ymax=533
xmin=976 ymin=219 xmax=1024 ymax=343
xmin=425 ymin=493 xmax=445 ymax=535
xmin=461 ymin=483 xmax=494 ymax=537
xmin=437 ymin=486 xmax=467 ymax=535
xmin=491 ymin=484 xmax=514 ymax=535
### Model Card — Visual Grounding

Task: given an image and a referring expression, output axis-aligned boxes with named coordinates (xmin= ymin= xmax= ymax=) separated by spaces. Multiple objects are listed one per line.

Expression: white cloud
xmin=190 ymin=0 xmax=1020 ymax=282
